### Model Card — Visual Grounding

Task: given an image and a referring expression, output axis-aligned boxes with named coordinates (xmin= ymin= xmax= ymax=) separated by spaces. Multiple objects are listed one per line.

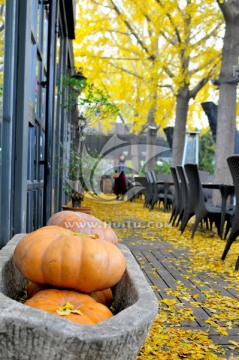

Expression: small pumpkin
xmin=13 ymin=225 xmax=126 ymax=292
xmin=47 ymin=211 xmax=118 ymax=246
xmin=24 ymin=289 xmax=113 ymax=325
xmin=24 ymin=281 xmax=113 ymax=305
xmin=89 ymin=288 xmax=113 ymax=306
xmin=25 ymin=281 xmax=47 ymax=298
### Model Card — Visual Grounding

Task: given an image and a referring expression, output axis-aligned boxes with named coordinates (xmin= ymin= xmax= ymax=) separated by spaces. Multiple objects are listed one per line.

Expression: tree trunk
xmin=145 ymin=107 xmax=157 ymax=172
xmin=214 ymin=19 xmax=239 ymax=187
xmin=130 ymin=135 xmax=140 ymax=174
xmin=145 ymin=130 xmax=157 ymax=172
xmin=171 ymin=85 xmax=189 ymax=167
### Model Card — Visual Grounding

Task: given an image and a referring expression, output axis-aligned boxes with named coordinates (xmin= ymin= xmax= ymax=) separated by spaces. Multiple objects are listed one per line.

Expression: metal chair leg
xmin=221 ymin=236 xmax=235 ymax=260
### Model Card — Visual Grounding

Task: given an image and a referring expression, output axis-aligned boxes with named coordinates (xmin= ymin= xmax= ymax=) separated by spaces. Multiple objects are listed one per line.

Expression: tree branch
xmin=189 ymin=55 xmax=221 ymax=77
xmin=189 ymin=61 xmax=219 ymax=99
xmin=109 ymin=0 xmax=156 ymax=60
xmin=191 ymin=23 xmax=222 ymax=47
xmin=108 ymin=62 xmax=144 ymax=79
xmin=91 ymin=0 xmax=114 ymax=10
xmin=154 ymin=0 xmax=182 ymax=44
xmin=189 ymin=77 xmax=209 ymax=99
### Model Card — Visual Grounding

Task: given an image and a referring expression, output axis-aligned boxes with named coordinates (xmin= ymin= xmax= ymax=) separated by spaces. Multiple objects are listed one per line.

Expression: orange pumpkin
xmin=25 ymin=282 xmax=113 ymax=305
xmin=25 ymin=281 xmax=47 ymax=298
xmin=24 ymin=289 xmax=113 ymax=325
xmin=47 ymin=211 xmax=118 ymax=246
xmin=89 ymin=288 xmax=113 ymax=306
xmin=13 ymin=226 xmax=126 ymax=292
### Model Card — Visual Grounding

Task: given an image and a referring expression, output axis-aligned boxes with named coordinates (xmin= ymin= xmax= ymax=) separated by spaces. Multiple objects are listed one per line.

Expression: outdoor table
xmin=202 ymin=183 xmax=234 ymax=238
xmin=156 ymin=180 xmax=174 ymax=212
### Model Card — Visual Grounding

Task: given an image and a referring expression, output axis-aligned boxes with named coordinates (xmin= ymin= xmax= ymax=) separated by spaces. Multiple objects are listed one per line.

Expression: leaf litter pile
xmin=84 ymin=194 xmax=239 ymax=359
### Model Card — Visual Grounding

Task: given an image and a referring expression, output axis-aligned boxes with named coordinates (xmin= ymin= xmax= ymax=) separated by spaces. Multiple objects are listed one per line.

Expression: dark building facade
xmin=0 ymin=0 xmax=77 ymax=247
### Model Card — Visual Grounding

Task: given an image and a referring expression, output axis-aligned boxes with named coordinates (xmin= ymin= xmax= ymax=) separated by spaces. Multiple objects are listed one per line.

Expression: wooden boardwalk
xmin=121 ymin=233 xmax=239 ymax=359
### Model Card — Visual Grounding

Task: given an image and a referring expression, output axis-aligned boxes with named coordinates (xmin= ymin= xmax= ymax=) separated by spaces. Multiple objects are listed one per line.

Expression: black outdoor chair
xmin=169 ymin=167 xmax=182 ymax=226
xmin=184 ymin=163 xmax=222 ymax=239
xmin=126 ymin=177 xmax=134 ymax=201
xmin=150 ymin=171 xmax=166 ymax=210
xmin=129 ymin=176 xmax=148 ymax=204
xmin=176 ymin=165 xmax=194 ymax=232
xmin=199 ymin=170 xmax=213 ymax=202
xmin=179 ymin=166 xmax=214 ymax=232
xmin=221 ymin=155 xmax=239 ymax=269
xmin=151 ymin=171 xmax=174 ymax=211
xmin=218 ymin=185 xmax=235 ymax=240
xmin=145 ymin=171 xmax=154 ymax=208
xmin=155 ymin=172 xmax=174 ymax=211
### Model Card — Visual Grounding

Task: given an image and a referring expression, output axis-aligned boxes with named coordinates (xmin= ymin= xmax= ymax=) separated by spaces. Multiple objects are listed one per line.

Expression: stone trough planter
xmin=0 ymin=234 xmax=158 ymax=360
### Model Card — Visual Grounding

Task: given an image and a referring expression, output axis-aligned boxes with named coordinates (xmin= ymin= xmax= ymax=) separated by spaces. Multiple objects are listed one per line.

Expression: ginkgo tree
xmin=74 ymin=0 xmax=223 ymax=169
xmin=156 ymin=0 xmax=223 ymax=166
xmin=213 ymin=0 xmax=239 ymax=188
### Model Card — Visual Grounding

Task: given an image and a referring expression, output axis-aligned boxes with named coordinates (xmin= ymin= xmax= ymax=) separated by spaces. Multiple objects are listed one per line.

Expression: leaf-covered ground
xmin=83 ymin=194 xmax=239 ymax=360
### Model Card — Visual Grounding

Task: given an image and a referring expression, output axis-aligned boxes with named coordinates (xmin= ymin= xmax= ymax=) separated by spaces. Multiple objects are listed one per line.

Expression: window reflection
xmin=27 ymin=0 xmax=49 ymax=232
xmin=43 ymin=7 xmax=49 ymax=64
xmin=0 ymin=2 xmax=6 ymax=189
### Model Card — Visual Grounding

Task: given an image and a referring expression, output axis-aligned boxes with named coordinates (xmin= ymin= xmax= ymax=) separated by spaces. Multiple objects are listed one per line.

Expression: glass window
xmin=39 ymin=133 xmax=44 ymax=181
xmin=43 ymin=7 xmax=49 ymax=64
xmin=26 ymin=0 xmax=49 ymax=232
xmin=31 ymin=0 xmax=42 ymax=45
xmin=0 ymin=2 xmax=6 ymax=192
xmin=35 ymin=58 xmax=39 ymax=115
xmin=36 ymin=2 xmax=42 ymax=45
xmin=31 ymin=0 xmax=37 ymax=35
xmin=30 ymin=43 xmax=37 ymax=108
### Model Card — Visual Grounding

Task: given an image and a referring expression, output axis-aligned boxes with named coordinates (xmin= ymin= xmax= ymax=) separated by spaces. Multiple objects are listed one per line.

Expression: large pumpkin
xmin=13 ymin=226 xmax=126 ymax=292
xmin=47 ymin=211 xmax=118 ymax=246
xmin=24 ymin=289 xmax=113 ymax=325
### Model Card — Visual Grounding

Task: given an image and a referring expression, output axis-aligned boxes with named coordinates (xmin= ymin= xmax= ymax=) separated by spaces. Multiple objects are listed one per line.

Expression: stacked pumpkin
xmin=47 ymin=210 xmax=118 ymax=245
xmin=13 ymin=211 xmax=126 ymax=326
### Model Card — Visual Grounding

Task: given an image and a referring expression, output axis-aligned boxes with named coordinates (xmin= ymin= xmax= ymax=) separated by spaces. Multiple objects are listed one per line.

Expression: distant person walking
xmin=112 ymin=154 xmax=127 ymax=200
xmin=113 ymin=170 xmax=127 ymax=200
xmin=118 ymin=153 xmax=126 ymax=172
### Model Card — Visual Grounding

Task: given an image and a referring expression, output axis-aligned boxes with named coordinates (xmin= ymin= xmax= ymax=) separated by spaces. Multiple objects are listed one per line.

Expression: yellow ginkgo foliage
xmin=74 ymin=0 xmax=223 ymax=166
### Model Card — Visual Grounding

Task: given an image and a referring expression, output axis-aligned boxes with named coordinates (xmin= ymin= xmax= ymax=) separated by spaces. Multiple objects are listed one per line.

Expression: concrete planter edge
xmin=0 ymin=234 xmax=158 ymax=360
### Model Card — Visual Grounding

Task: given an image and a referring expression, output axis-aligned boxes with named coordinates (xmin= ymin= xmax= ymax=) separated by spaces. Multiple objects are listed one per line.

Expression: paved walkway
xmin=121 ymin=227 xmax=239 ymax=359
xmin=85 ymin=194 xmax=239 ymax=358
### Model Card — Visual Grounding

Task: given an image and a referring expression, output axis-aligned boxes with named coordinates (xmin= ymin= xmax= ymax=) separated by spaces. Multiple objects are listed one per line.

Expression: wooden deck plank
xmin=155 ymin=248 xmax=239 ymax=299
xmin=141 ymin=250 xmax=213 ymax=328
xmin=122 ymin=234 xmax=239 ymax=357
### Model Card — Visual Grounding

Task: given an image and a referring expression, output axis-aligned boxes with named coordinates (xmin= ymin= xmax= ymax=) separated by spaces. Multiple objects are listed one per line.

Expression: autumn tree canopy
xmin=74 ymin=0 xmax=223 ymax=167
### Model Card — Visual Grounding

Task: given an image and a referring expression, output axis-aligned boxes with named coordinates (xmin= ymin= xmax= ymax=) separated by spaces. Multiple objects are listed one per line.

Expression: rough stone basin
xmin=0 ymin=234 xmax=158 ymax=360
